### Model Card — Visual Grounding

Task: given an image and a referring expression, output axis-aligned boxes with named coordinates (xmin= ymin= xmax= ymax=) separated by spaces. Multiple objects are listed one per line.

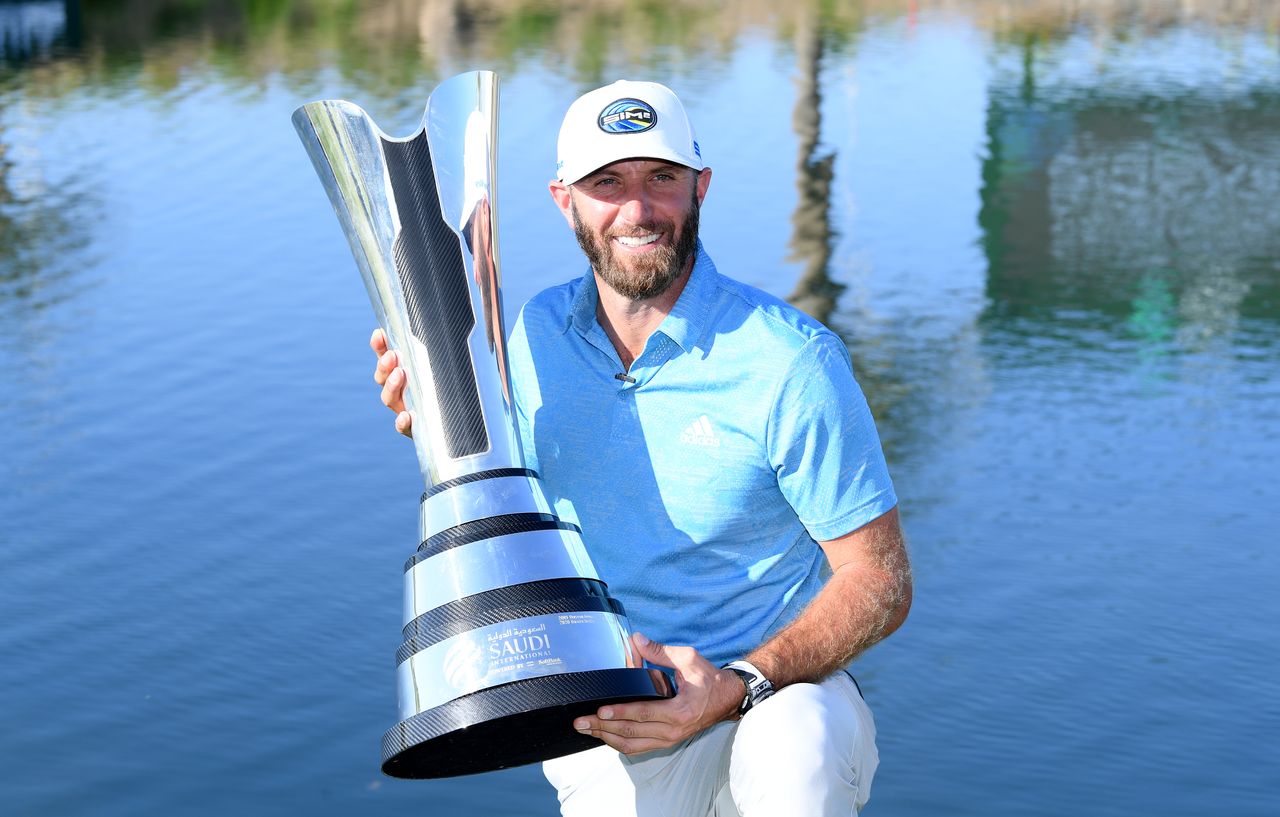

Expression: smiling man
xmin=374 ymin=80 xmax=911 ymax=816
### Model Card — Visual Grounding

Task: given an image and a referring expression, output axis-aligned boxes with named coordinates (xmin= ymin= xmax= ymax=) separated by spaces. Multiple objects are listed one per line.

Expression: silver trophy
xmin=292 ymin=71 xmax=671 ymax=779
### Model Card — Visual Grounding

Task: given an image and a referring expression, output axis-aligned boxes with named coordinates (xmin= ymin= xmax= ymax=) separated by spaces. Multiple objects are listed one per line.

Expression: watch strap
xmin=723 ymin=659 xmax=775 ymax=716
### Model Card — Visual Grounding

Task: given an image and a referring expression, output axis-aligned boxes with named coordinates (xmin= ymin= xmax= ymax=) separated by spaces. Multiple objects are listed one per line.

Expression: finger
xmin=381 ymin=367 xmax=407 ymax=412
xmin=374 ymin=349 xmax=399 ymax=387
xmin=591 ymin=698 xmax=673 ymax=726
xmin=394 ymin=410 xmax=413 ymax=438
xmin=581 ymin=728 xmax=672 ymax=756
xmin=574 ymin=715 xmax=679 ymax=754
xmin=369 ymin=327 xmax=388 ymax=356
xmin=592 ymin=684 xmax=704 ymax=733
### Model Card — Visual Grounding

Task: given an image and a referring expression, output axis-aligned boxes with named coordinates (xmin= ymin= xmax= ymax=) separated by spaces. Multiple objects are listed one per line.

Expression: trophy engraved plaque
xmin=292 ymin=71 xmax=672 ymax=779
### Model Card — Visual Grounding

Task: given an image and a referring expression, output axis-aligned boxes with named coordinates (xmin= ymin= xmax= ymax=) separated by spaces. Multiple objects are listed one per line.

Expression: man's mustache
xmin=606 ymin=223 xmax=672 ymax=239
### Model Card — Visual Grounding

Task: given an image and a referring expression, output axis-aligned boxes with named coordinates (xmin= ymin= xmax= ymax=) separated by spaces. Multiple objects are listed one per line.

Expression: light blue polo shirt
xmin=505 ymin=244 xmax=897 ymax=668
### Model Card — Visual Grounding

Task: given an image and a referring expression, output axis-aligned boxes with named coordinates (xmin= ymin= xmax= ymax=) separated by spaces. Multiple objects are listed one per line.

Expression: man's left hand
xmin=573 ymin=632 xmax=745 ymax=755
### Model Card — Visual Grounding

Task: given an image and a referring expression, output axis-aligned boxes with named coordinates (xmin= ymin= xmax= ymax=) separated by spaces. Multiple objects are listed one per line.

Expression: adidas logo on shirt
xmin=680 ymin=415 xmax=721 ymax=448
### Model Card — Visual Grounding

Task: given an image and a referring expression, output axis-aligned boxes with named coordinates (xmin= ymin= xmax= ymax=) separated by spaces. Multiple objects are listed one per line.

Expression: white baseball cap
xmin=556 ymin=80 xmax=703 ymax=185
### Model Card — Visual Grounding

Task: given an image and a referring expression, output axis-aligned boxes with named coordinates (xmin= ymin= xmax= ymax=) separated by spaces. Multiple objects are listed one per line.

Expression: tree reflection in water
xmin=785 ymin=9 xmax=842 ymax=332
xmin=0 ymin=122 xmax=98 ymax=323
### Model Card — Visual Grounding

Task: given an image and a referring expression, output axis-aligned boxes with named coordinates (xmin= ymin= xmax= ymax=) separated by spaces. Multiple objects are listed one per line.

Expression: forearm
xmin=745 ymin=510 xmax=912 ymax=689
xmin=573 ymin=511 xmax=911 ymax=753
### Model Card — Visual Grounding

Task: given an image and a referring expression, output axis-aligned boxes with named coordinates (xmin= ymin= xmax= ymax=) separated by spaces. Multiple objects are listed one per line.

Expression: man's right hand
xmin=370 ymin=328 xmax=414 ymax=438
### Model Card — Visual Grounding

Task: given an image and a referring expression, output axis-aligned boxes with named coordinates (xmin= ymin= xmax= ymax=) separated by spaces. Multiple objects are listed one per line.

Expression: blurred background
xmin=1 ymin=1 xmax=1277 ymax=814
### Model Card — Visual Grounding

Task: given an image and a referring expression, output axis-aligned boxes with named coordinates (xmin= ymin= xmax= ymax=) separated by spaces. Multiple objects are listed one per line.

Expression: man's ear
xmin=548 ymin=180 xmax=575 ymax=228
xmin=694 ymin=167 xmax=712 ymax=207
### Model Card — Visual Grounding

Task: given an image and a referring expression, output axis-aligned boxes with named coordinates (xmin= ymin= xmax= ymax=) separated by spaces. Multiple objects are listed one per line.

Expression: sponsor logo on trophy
xmin=292 ymin=71 xmax=672 ymax=779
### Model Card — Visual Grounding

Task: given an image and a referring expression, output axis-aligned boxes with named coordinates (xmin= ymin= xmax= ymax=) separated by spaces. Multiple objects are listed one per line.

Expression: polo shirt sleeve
xmin=765 ymin=332 xmax=897 ymax=542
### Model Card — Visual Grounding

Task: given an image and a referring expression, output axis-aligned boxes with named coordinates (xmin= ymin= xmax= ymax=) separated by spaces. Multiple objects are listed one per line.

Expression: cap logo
xmin=598 ymin=98 xmax=657 ymax=134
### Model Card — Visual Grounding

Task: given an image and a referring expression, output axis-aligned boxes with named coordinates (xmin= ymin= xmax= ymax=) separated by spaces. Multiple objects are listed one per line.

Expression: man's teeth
xmin=615 ymin=233 xmax=660 ymax=247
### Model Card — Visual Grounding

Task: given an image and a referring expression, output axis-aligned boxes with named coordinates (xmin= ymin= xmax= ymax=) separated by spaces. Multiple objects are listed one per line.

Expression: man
xmin=373 ymin=80 xmax=911 ymax=816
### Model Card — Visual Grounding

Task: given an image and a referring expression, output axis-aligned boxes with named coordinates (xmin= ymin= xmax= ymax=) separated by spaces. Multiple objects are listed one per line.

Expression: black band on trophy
xmin=416 ymin=512 xmax=580 ymax=556
xmin=422 ymin=467 xmax=540 ymax=498
xmin=401 ymin=578 xmax=617 ymax=640
xmin=403 ymin=519 xmax=585 ymax=571
xmin=381 ymin=668 xmax=674 ymax=779
xmin=397 ymin=579 xmax=625 ymax=660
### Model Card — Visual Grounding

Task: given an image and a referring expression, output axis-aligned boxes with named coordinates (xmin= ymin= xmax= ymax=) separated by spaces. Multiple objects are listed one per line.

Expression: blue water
xmin=2 ymin=2 xmax=1277 ymax=815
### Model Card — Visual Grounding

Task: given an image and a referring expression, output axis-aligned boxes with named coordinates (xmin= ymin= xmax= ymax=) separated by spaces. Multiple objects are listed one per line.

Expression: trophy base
xmin=381 ymin=667 xmax=673 ymax=779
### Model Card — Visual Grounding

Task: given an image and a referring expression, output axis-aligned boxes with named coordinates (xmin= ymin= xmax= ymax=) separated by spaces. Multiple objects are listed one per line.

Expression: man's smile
xmin=613 ymin=232 xmax=663 ymax=249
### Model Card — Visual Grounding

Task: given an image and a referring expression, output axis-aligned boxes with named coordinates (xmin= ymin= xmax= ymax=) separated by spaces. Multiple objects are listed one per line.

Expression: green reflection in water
xmin=1129 ymin=269 xmax=1176 ymax=348
xmin=978 ymin=32 xmax=1280 ymax=358
xmin=5 ymin=0 xmax=878 ymax=99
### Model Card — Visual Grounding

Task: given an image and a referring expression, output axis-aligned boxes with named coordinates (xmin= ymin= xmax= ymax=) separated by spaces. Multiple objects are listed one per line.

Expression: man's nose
xmin=618 ymin=189 xmax=653 ymax=224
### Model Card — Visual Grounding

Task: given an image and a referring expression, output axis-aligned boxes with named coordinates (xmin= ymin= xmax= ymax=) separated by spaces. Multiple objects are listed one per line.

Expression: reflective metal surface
xmin=396 ymin=612 xmax=637 ymax=719
xmin=292 ymin=71 xmax=518 ymax=488
xmin=419 ymin=475 xmax=554 ymax=539
xmin=403 ymin=529 xmax=600 ymax=622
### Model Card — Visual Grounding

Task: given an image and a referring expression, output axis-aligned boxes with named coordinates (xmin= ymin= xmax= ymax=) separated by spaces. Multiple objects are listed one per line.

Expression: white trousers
xmin=543 ymin=671 xmax=878 ymax=817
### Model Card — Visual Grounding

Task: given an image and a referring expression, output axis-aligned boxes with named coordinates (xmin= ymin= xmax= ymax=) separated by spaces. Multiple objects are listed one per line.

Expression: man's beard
xmin=571 ymin=188 xmax=700 ymax=301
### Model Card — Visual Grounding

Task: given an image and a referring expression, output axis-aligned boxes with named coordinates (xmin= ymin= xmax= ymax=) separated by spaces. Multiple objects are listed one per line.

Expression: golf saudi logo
xmin=598 ymin=98 xmax=657 ymax=133
xmin=442 ymin=637 xmax=489 ymax=690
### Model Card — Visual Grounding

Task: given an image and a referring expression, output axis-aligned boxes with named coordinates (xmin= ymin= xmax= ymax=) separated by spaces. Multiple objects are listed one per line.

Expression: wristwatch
xmin=723 ymin=660 xmax=775 ymax=716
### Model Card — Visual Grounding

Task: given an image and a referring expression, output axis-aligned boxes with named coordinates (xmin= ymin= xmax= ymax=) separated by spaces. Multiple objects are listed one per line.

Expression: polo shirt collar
xmin=655 ymin=241 xmax=715 ymax=354
xmin=567 ymin=241 xmax=716 ymax=355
